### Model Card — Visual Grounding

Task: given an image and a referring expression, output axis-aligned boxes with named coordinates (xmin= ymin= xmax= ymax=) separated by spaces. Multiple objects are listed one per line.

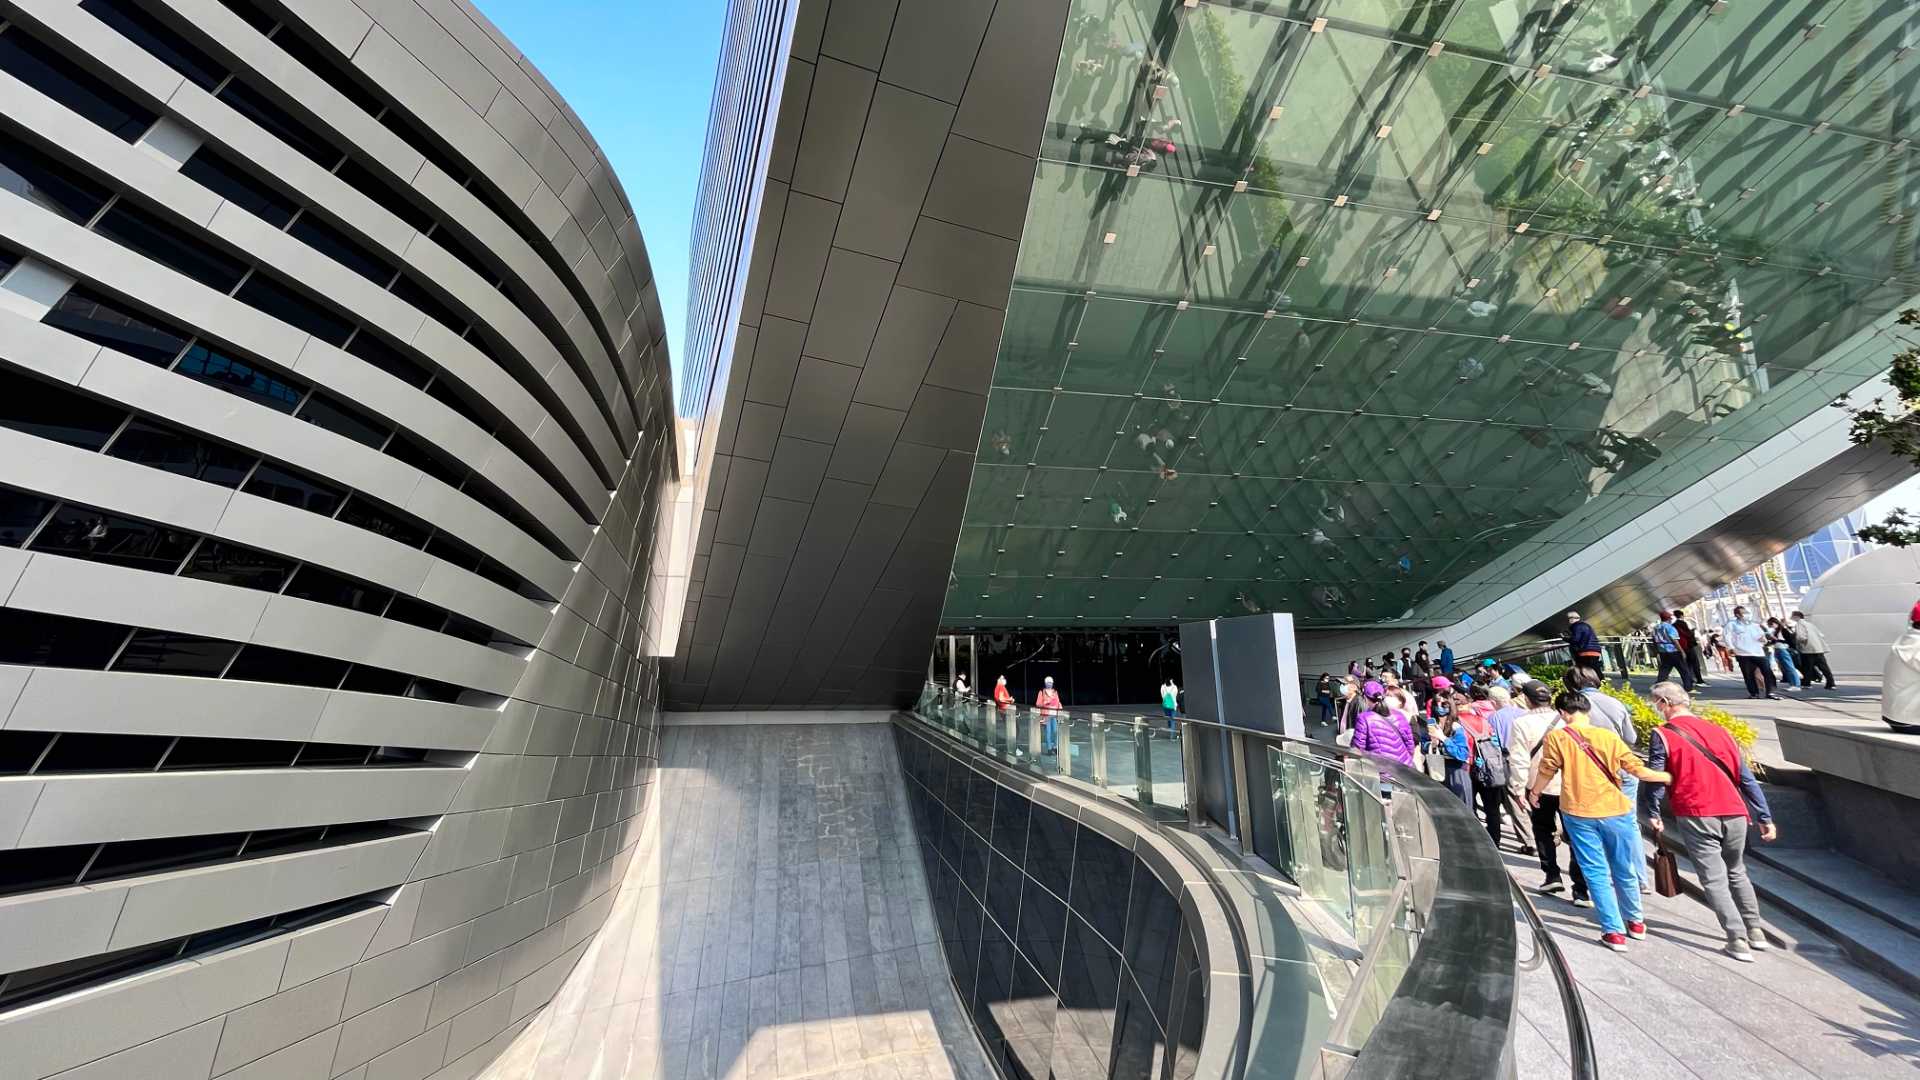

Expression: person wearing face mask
xmin=1035 ymin=676 xmax=1063 ymax=754
xmin=1350 ymin=681 xmax=1417 ymax=767
xmin=1336 ymin=676 xmax=1363 ymax=735
xmin=1315 ymin=672 xmax=1335 ymax=726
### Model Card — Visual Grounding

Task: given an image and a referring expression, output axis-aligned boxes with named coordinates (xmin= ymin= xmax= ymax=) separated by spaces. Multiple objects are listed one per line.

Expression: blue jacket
xmin=1568 ymin=620 xmax=1601 ymax=656
xmin=1439 ymin=647 xmax=1455 ymax=674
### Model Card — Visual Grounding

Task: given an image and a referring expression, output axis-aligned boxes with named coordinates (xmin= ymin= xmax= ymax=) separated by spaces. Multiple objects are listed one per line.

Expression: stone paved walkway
xmin=478 ymin=723 xmax=990 ymax=1080
xmin=1506 ymin=839 xmax=1920 ymax=1079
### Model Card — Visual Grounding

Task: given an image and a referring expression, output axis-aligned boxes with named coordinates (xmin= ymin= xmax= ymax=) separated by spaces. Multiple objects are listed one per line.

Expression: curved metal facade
xmin=0 ymin=1 xmax=673 ymax=1077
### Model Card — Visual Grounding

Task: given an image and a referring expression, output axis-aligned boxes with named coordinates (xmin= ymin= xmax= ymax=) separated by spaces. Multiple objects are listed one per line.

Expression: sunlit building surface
xmin=677 ymin=0 xmax=1919 ymax=697
xmin=0 ymin=1 xmax=673 ymax=1076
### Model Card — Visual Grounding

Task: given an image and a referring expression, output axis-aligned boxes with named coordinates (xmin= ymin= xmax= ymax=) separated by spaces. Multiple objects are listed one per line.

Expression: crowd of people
xmin=953 ymin=609 xmax=1790 ymax=960
xmin=1331 ymin=658 xmax=1778 ymax=960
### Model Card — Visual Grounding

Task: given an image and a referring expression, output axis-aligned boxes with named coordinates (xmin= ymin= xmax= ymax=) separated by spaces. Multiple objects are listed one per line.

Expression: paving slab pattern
xmin=480 ymin=723 xmax=992 ymax=1080
xmin=1507 ymin=842 xmax=1920 ymax=1079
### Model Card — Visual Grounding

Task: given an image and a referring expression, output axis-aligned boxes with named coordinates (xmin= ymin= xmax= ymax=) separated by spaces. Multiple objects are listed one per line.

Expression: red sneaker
xmin=1626 ymin=921 xmax=1647 ymax=940
xmin=1601 ymin=932 xmax=1629 ymax=953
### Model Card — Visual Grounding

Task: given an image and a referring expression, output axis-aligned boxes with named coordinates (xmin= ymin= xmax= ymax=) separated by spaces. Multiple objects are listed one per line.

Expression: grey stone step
xmin=1748 ymin=847 xmax=1920 ymax=938
xmin=1751 ymin=785 xmax=1830 ymax=848
xmin=1741 ymin=857 xmax=1920 ymax=999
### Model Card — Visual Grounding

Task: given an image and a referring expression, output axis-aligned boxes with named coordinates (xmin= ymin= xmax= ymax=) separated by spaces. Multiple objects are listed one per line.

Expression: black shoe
xmin=1539 ymin=880 xmax=1565 ymax=895
xmin=1765 ymin=693 xmax=1782 ymax=700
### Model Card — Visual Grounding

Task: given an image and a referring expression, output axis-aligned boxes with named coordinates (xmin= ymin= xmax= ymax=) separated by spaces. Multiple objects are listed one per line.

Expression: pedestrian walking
xmin=1350 ymin=681 xmax=1417 ymax=768
xmin=1709 ymin=631 xmax=1734 ymax=674
xmin=1438 ymin=640 xmax=1456 ymax=675
xmin=1336 ymin=675 xmax=1365 ymax=733
xmin=1789 ymin=611 xmax=1837 ymax=689
xmin=1036 ymin=676 xmax=1063 ymax=753
xmin=1526 ymin=690 xmax=1671 ymax=951
xmin=1457 ymin=695 xmax=1507 ymax=846
xmin=1567 ymin=610 xmax=1604 ymax=679
xmin=1161 ymin=678 xmax=1181 ymax=732
xmin=1507 ymin=683 xmax=1586 ymax=901
xmin=1643 ymin=682 xmax=1777 ymax=961
xmin=1314 ymin=673 xmax=1334 ymax=726
xmin=1438 ymin=696 xmax=1475 ymax=808
xmin=1485 ymin=686 xmax=1534 ymax=852
xmin=1766 ymin=617 xmax=1803 ymax=689
xmin=1726 ymin=606 xmax=1780 ymax=699
xmin=1421 ymin=676 xmax=1454 ymax=779
xmin=1675 ymin=614 xmax=1706 ymax=685
xmin=1652 ymin=610 xmax=1694 ymax=690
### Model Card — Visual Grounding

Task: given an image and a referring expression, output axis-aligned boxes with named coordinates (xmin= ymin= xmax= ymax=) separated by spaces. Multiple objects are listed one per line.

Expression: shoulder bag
xmin=1660 ymin=723 xmax=1755 ymax=821
xmin=1560 ymin=726 xmax=1622 ymax=790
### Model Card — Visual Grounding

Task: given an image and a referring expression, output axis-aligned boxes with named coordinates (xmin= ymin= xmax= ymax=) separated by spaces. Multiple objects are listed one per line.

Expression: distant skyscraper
xmin=1784 ymin=512 xmax=1871 ymax=592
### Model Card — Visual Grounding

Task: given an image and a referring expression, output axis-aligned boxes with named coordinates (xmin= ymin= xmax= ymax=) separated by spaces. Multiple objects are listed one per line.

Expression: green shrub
xmin=1605 ymin=680 xmax=1759 ymax=759
xmin=1527 ymin=663 xmax=1570 ymax=687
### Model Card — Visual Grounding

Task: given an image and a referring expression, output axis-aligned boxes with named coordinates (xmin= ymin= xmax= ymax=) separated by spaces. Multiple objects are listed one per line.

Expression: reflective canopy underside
xmin=949 ymin=0 xmax=1920 ymax=628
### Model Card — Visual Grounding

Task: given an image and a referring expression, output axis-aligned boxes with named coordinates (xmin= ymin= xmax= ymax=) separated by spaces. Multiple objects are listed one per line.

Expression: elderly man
xmin=1567 ymin=610 xmax=1604 ymax=679
xmin=1725 ymin=605 xmax=1779 ymax=700
xmin=1789 ymin=611 xmax=1836 ymax=690
xmin=1644 ymin=682 xmax=1777 ymax=961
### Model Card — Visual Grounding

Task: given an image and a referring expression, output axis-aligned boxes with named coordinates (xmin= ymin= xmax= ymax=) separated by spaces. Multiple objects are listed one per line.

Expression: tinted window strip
xmin=0 ymin=606 xmax=483 ymax=700
xmin=76 ymin=0 xmax=227 ymax=92
xmin=0 ymin=25 xmax=156 ymax=142
xmin=0 ymin=125 xmax=115 ymax=225
xmin=0 ymin=896 xmax=381 ymax=1010
xmin=183 ymin=6 xmax=638 ymax=433
xmin=0 ymin=481 xmax=528 ymax=645
xmin=10 ymin=61 xmax=581 ymax=570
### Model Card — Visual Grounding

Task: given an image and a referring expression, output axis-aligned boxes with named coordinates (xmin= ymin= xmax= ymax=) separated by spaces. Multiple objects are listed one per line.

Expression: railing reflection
xmin=912 ymin=682 xmax=1595 ymax=1080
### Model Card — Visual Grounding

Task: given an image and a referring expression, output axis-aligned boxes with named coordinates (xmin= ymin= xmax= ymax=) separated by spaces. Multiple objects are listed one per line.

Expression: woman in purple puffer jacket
xmin=1350 ymin=681 xmax=1417 ymax=767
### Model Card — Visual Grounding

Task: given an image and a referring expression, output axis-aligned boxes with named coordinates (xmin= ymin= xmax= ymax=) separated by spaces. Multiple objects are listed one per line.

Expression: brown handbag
xmin=1652 ymin=847 xmax=1682 ymax=898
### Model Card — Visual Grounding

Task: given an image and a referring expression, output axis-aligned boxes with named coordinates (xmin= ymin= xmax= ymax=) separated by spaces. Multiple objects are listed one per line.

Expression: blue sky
xmin=480 ymin=1 xmax=725 ymax=400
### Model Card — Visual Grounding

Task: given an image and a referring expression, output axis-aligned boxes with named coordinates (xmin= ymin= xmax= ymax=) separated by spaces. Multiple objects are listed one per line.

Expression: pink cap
xmin=1431 ymin=676 xmax=1452 ymax=690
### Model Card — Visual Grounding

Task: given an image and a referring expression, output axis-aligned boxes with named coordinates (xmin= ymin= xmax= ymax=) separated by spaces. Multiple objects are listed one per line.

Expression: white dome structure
xmin=1800 ymin=546 xmax=1920 ymax=674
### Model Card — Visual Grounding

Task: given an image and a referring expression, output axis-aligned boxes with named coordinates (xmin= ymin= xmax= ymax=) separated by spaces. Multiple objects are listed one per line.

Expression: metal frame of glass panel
xmin=950 ymin=0 xmax=1920 ymax=628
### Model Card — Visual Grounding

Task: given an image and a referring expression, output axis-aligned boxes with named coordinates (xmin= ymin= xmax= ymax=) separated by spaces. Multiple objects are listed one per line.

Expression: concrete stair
xmin=1743 ymin=849 xmax=1920 ymax=997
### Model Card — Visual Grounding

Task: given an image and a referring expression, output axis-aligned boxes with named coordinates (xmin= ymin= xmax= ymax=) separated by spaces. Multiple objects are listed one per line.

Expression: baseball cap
xmin=1431 ymin=676 xmax=1452 ymax=690
xmin=1362 ymin=680 xmax=1384 ymax=697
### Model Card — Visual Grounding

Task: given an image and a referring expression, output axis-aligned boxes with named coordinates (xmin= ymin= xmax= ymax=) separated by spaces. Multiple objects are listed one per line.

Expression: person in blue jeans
xmin=1036 ymin=677 xmax=1063 ymax=753
xmin=1766 ymin=618 xmax=1803 ymax=688
xmin=1526 ymin=691 xmax=1671 ymax=951
xmin=1161 ymin=678 xmax=1180 ymax=733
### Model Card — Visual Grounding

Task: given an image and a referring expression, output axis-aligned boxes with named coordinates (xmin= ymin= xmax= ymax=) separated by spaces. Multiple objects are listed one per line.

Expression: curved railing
xmin=912 ymin=683 xmax=1597 ymax=1080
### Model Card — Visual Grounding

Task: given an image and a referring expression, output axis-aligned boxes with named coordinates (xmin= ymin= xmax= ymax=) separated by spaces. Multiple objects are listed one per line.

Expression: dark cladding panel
xmin=667 ymin=0 xmax=1073 ymax=712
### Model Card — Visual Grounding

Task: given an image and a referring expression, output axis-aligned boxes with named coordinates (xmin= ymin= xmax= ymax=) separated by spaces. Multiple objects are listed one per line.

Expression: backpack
xmin=1470 ymin=727 xmax=1508 ymax=788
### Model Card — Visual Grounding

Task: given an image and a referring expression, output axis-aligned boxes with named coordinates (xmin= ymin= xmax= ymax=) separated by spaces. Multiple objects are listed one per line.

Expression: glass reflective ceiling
xmin=946 ymin=0 xmax=1920 ymax=628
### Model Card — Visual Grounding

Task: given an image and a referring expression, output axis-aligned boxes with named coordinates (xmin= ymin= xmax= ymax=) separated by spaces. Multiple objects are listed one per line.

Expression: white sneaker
xmin=1726 ymin=941 xmax=1756 ymax=962
xmin=1748 ymin=928 xmax=1772 ymax=950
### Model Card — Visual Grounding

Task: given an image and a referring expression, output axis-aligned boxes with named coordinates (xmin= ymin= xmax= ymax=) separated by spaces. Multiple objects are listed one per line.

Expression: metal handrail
xmin=915 ymin=683 xmax=1599 ymax=1080
xmin=1510 ymin=877 xmax=1600 ymax=1080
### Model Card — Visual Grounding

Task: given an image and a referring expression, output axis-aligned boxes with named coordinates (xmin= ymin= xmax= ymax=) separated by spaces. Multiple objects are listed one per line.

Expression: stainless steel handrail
xmin=1511 ymin=876 xmax=1600 ymax=1080
xmin=914 ymin=683 xmax=1599 ymax=1080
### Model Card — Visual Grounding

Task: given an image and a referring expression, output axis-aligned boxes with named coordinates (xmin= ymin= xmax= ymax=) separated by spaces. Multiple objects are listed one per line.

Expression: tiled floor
xmin=479 ymin=723 xmax=993 ymax=1080
xmin=1507 ymin=843 xmax=1920 ymax=1079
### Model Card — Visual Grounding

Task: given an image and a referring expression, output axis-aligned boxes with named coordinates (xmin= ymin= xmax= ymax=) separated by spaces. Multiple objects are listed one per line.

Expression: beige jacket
xmin=1506 ymin=708 xmax=1564 ymax=798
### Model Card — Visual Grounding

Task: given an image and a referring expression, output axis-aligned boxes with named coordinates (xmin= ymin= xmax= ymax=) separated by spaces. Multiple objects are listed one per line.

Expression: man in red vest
xmin=1644 ymin=681 xmax=1777 ymax=962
